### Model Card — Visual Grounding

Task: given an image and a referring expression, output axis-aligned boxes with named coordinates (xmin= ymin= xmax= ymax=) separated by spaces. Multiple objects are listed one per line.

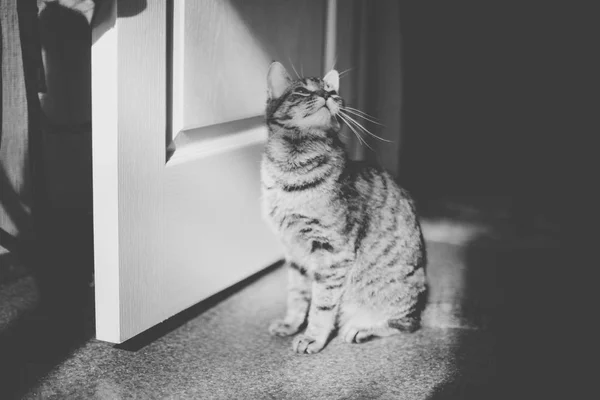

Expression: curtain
xmin=0 ymin=0 xmax=44 ymax=283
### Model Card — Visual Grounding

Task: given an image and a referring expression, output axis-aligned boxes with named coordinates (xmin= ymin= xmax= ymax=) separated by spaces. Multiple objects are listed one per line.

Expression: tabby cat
xmin=261 ymin=62 xmax=427 ymax=354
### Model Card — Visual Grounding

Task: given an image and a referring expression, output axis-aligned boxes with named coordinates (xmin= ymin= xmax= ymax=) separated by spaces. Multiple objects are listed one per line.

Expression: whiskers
xmin=288 ymin=57 xmax=302 ymax=79
xmin=336 ymin=107 xmax=391 ymax=149
xmin=338 ymin=68 xmax=353 ymax=79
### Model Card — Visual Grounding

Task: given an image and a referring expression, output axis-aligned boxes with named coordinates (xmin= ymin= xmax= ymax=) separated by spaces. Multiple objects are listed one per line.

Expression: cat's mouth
xmin=316 ymin=105 xmax=333 ymax=117
xmin=307 ymin=104 xmax=328 ymax=113
xmin=302 ymin=106 xmax=338 ymax=127
xmin=303 ymin=100 xmax=339 ymax=125
xmin=318 ymin=102 xmax=336 ymax=112
xmin=325 ymin=98 xmax=340 ymax=115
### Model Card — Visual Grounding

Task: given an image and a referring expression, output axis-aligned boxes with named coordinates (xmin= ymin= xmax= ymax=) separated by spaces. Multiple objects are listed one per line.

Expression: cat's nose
xmin=317 ymin=90 xmax=330 ymax=100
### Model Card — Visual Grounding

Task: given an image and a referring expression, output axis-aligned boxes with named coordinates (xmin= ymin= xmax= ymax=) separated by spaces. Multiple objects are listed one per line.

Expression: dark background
xmin=396 ymin=2 xmax=587 ymax=224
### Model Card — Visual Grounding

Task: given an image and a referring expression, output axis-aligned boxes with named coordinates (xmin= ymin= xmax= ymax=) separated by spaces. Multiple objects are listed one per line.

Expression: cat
xmin=261 ymin=62 xmax=427 ymax=354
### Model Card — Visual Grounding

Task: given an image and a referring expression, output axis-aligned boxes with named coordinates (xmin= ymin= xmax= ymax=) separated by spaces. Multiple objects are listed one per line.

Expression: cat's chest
xmin=262 ymin=186 xmax=336 ymax=244
xmin=262 ymin=185 xmax=329 ymax=220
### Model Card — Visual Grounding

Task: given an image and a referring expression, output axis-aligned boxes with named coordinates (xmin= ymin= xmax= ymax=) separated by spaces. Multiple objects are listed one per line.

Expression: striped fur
xmin=262 ymin=63 xmax=426 ymax=354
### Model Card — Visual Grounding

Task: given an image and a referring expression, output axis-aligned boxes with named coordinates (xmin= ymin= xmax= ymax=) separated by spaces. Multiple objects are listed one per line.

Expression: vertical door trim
xmin=92 ymin=0 xmax=120 ymax=342
xmin=323 ymin=0 xmax=338 ymax=74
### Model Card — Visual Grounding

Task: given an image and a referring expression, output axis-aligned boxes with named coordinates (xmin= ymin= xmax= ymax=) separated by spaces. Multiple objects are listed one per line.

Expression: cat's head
xmin=266 ymin=62 xmax=342 ymax=132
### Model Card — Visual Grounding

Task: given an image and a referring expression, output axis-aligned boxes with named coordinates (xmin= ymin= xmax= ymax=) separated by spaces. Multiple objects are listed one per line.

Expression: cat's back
xmin=341 ymin=160 xmax=418 ymax=219
xmin=341 ymin=161 xmax=424 ymax=262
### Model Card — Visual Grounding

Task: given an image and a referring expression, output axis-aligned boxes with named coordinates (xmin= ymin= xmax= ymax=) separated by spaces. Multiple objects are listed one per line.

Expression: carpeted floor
xmin=0 ymin=201 xmax=568 ymax=399
xmin=12 ymin=251 xmax=498 ymax=400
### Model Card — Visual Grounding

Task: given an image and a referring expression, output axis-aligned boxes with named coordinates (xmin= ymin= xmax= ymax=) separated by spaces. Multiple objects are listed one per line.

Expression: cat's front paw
xmin=292 ymin=333 xmax=326 ymax=354
xmin=269 ymin=319 xmax=301 ymax=337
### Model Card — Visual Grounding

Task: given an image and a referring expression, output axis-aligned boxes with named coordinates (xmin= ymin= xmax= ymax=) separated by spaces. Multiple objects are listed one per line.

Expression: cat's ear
xmin=323 ymin=69 xmax=339 ymax=92
xmin=267 ymin=62 xmax=292 ymax=99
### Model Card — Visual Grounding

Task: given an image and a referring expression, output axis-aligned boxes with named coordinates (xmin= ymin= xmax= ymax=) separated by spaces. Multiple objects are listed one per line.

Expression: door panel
xmin=92 ymin=0 xmax=327 ymax=343
xmin=162 ymin=143 xmax=277 ymax=319
xmin=176 ymin=0 xmax=325 ymax=131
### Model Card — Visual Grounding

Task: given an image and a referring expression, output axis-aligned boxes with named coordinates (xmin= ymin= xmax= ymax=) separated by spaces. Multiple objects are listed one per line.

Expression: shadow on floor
xmin=0 ymin=209 xmax=95 ymax=399
xmin=426 ymin=211 xmax=571 ymax=399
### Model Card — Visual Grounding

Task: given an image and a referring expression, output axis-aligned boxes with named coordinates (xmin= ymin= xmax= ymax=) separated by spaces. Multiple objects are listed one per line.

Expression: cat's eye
xmin=293 ymin=87 xmax=311 ymax=96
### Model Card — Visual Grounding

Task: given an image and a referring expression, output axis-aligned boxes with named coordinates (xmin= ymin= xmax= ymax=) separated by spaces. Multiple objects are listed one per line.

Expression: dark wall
xmin=397 ymin=2 xmax=581 ymax=208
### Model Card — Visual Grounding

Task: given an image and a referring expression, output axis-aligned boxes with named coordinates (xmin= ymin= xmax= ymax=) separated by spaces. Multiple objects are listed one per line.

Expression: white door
xmin=91 ymin=0 xmax=337 ymax=343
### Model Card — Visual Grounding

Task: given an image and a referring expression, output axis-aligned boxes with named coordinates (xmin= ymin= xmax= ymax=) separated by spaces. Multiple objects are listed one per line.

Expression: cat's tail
xmin=387 ymin=315 xmax=421 ymax=333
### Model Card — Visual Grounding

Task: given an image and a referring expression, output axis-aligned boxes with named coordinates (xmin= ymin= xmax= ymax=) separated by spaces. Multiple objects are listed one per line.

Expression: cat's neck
xmin=266 ymin=125 xmax=347 ymax=166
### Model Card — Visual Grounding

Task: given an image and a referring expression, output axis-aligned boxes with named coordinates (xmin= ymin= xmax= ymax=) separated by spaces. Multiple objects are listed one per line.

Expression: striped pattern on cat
xmin=261 ymin=62 xmax=426 ymax=354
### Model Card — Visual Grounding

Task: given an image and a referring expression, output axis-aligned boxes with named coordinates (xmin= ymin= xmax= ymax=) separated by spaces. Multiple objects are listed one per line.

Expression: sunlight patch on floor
xmin=421 ymin=218 xmax=492 ymax=246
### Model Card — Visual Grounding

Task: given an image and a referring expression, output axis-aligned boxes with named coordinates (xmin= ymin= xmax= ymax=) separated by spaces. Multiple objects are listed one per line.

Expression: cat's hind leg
xmin=269 ymin=261 xmax=311 ymax=336
xmin=340 ymin=310 xmax=420 ymax=344
xmin=341 ymin=323 xmax=398 ymax=344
